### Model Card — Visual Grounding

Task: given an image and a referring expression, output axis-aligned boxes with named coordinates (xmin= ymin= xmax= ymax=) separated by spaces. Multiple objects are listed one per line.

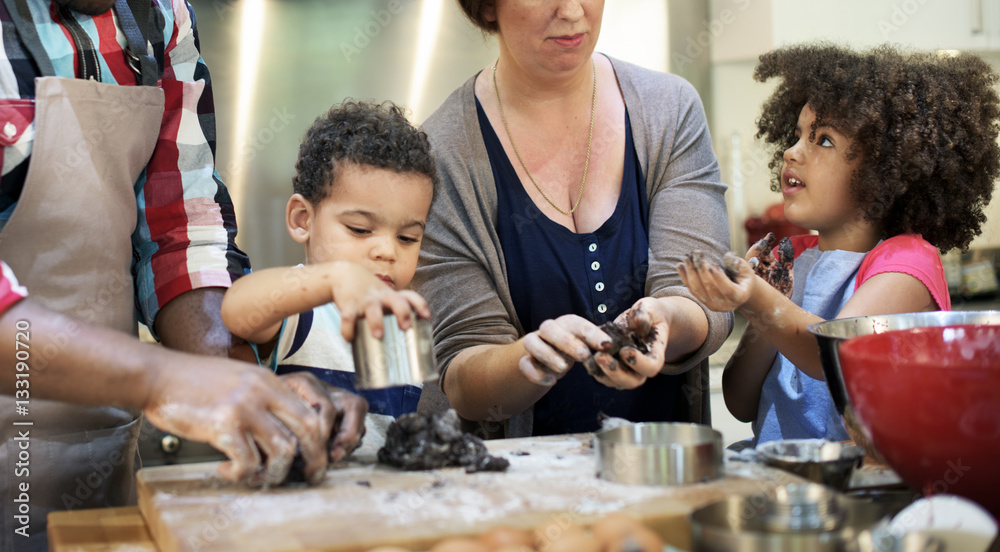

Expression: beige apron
xmin=0 ymin=75 xmax=164 ymax=551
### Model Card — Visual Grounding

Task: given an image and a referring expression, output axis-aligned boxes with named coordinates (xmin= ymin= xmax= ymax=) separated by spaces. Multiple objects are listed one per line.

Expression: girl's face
xmin=486 ymin=0 xmax=604 ymax=76
xmin=781 ymin=104 xmax=863 ymax=242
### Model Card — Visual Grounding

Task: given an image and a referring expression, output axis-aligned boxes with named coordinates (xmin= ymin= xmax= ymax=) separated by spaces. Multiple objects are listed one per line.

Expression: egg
xmin=590 ymin=512 xmax=644 ymax=545
xmin=603 ymin=525 xmax=664 ymax=552
xmin=478 ymin=525 xmax=535 ymax=550
xmin=430 ymin=537 xmax=491 ymax=552
xmin=591 ymin=513 xmax=664 ymax=552
xmin=532 ymin=515 xmax=585 ymax=551
xmin=542 ymin=532 xmax=602 ymax=552
xmin=492 ymin=547 xmax=536 ymax=552
xmin=365 ymin=547 xmax=412 ymax=552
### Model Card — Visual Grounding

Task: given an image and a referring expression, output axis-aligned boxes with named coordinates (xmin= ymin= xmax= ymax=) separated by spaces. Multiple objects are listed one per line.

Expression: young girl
xmin=679 ymin=44 xmax=999 ymax=446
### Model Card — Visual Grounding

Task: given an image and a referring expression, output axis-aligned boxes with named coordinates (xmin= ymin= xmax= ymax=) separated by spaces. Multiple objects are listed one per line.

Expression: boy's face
xmin=287 ymin=162 xmax=433 ymax=290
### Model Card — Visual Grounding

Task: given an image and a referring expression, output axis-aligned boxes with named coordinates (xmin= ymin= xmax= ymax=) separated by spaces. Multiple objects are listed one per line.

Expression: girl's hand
xmin=746 ymin=233 xmax=795 ymax=298
xmin=327 ymin=262 xmax=431 ymax=342
xmin=518 ymin=314 xmax=611 ymax=386
xmin=678 ymin=251 xmax=755 ymax=312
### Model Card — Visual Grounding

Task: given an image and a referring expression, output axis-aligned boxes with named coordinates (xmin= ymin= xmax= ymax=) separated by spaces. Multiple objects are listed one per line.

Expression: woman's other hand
xmin=678 ymin=251 xmax=754 ymax=312
xmin=518 ymin=314 xmax=611 ymax=386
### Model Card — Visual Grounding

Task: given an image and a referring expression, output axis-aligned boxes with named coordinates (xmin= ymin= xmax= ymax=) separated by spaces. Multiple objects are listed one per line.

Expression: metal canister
xmin=352 ymin=313 xmax=437 ymax=390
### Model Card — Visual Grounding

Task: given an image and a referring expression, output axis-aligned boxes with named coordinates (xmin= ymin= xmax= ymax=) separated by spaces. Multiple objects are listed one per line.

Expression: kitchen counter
xmin=51 ymin=433 xmax=817 ymax=552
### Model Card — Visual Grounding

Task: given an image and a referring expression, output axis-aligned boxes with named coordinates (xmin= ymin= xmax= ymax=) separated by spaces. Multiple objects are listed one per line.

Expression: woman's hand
xmin=518 ymin=314 xmax=612 ymax=386
xmin=326 ymin=262 xmax=431 ymax=341
xmin=678 ymin=251 xmax=755 ymax=312
xmin=583 ymin=298 xmax=671 ymax=390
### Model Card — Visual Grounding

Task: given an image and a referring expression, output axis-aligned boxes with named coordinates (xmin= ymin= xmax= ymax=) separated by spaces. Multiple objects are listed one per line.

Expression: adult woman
xmin=413 ymin=0 xmax=732 ymax=437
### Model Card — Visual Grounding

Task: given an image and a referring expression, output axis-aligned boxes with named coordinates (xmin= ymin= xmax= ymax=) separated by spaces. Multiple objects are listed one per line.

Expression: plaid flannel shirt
xmin=0 ymin=0 xmax=249 ymax=328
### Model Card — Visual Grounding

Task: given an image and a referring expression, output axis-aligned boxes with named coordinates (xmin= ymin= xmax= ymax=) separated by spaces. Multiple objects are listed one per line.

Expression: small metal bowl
xmin=352 ymin=313 xmax=437 ymax=390
xmin=757 ymin=439 xmax=865 ymax=491
xmin=595 ymin=422 xmax=722 ymax=485
xmin=692 ymin=482 xmax=888 ymax=551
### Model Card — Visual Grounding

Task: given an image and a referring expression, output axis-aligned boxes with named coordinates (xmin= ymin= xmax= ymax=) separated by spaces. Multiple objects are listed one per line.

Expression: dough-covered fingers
xmin=591 ymin=352 xmax=646 ymax=389
xmin=274 ymin=372 xmax=332 ymax=484
xmin=523 ymin=324 xmax=583 ymax=377
xmin=518 ymin=355 xmax=557 ymax=386
xmin=214 ymin=430 xmax=261 ymax=483
xmin=246 ymin=413 xmax=299 ymax=486
xmin=327 ymin=390 xmax=367 ymax=462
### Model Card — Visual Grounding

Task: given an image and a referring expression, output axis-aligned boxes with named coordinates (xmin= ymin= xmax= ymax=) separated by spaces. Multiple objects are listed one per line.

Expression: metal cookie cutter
xmin=595 ymin=422 xmax=723 ymax=485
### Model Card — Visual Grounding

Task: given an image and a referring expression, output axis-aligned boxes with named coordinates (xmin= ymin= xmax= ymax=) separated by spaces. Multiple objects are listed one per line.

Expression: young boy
xmin=222 ymin=100 xmax=435 ymax=418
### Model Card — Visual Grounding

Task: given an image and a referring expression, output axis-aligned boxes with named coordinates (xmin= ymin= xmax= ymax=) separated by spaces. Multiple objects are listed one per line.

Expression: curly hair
xmin=455 ymin=0 xmax=498 ymax=33
xmin=754 ymin=43 xmax=1000 ymax=252
xmin=292 ymin=100 xmax=436 ymax=204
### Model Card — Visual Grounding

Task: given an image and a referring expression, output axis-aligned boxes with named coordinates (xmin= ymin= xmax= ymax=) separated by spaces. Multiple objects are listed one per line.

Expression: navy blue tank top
xmin=476 ymin=98 xmax=679 ymax=435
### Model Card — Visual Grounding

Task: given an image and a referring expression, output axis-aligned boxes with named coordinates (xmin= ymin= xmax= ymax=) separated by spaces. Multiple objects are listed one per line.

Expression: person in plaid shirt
xmin=0 ymin=2 xmax=367 ymax=549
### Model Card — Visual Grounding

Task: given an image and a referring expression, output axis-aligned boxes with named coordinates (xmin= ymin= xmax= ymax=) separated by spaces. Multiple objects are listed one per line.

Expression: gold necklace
xmin=493 ymin=58 xmax=596 ymax=216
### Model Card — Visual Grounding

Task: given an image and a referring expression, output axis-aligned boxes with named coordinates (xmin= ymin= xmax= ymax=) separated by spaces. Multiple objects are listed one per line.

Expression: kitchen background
xmin=151 ymin=0 xmax=1000 ymax=459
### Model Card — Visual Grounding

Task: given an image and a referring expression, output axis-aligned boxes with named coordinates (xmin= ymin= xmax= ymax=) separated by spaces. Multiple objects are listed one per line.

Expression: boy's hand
xmin=327 ymin=262 xmax=431 ymax=342
xmin=678 ymin=251 xmax=755 ymax=312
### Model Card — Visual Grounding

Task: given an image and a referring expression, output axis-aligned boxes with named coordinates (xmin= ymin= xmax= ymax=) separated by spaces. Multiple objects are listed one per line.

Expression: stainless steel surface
xmin=691 ymin=482 xmax=888 ymax=552
xmin=807 ymin=310 xmax=1000 ymax=456
xmin=761 ymin=483 xmax=846 ymax=532
xmin=757 ymin=439 xmax=865 ymax=492
xmin=352 ymin=313 xmax=437 ymax=389
xmin=594 ymin=422 xmax=722 ymax=485
xmin=185 ymin=0 xmax=686 ymax=271
xmin=884 ymin=532 xmax=947 ymax=552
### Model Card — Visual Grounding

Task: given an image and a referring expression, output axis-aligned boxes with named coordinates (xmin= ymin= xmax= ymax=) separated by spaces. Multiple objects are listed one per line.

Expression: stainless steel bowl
xmin=352 ymin=313 xmax=437 ymax=390
xmin=691 ymin=482 xmax=888 ymax=552
xmin=595 ymin=422 xmax=722 ymax=485
xmin=757 ymin=439 xmax=865 ymax=491
xmin=807 ymin=311 xmax=1000 ymax=455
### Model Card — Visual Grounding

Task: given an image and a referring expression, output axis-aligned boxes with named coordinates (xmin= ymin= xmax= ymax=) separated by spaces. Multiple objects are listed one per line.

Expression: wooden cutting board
xmin=137 ymin=434 xmax=793 ymax=552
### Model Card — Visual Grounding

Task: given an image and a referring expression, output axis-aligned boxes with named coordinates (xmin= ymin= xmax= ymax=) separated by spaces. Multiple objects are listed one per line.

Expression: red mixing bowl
xmin=838 ymin=324 xmax=1000 ymax=518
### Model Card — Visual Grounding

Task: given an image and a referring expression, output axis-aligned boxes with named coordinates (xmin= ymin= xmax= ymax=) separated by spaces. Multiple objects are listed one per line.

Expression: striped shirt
xmin=0 ymin=0 xmax=249 ymax=328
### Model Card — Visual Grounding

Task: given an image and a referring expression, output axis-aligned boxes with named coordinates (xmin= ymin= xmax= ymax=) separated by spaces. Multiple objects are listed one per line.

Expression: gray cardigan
xmin=413 ymin=56 xmax=733 ymax=438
